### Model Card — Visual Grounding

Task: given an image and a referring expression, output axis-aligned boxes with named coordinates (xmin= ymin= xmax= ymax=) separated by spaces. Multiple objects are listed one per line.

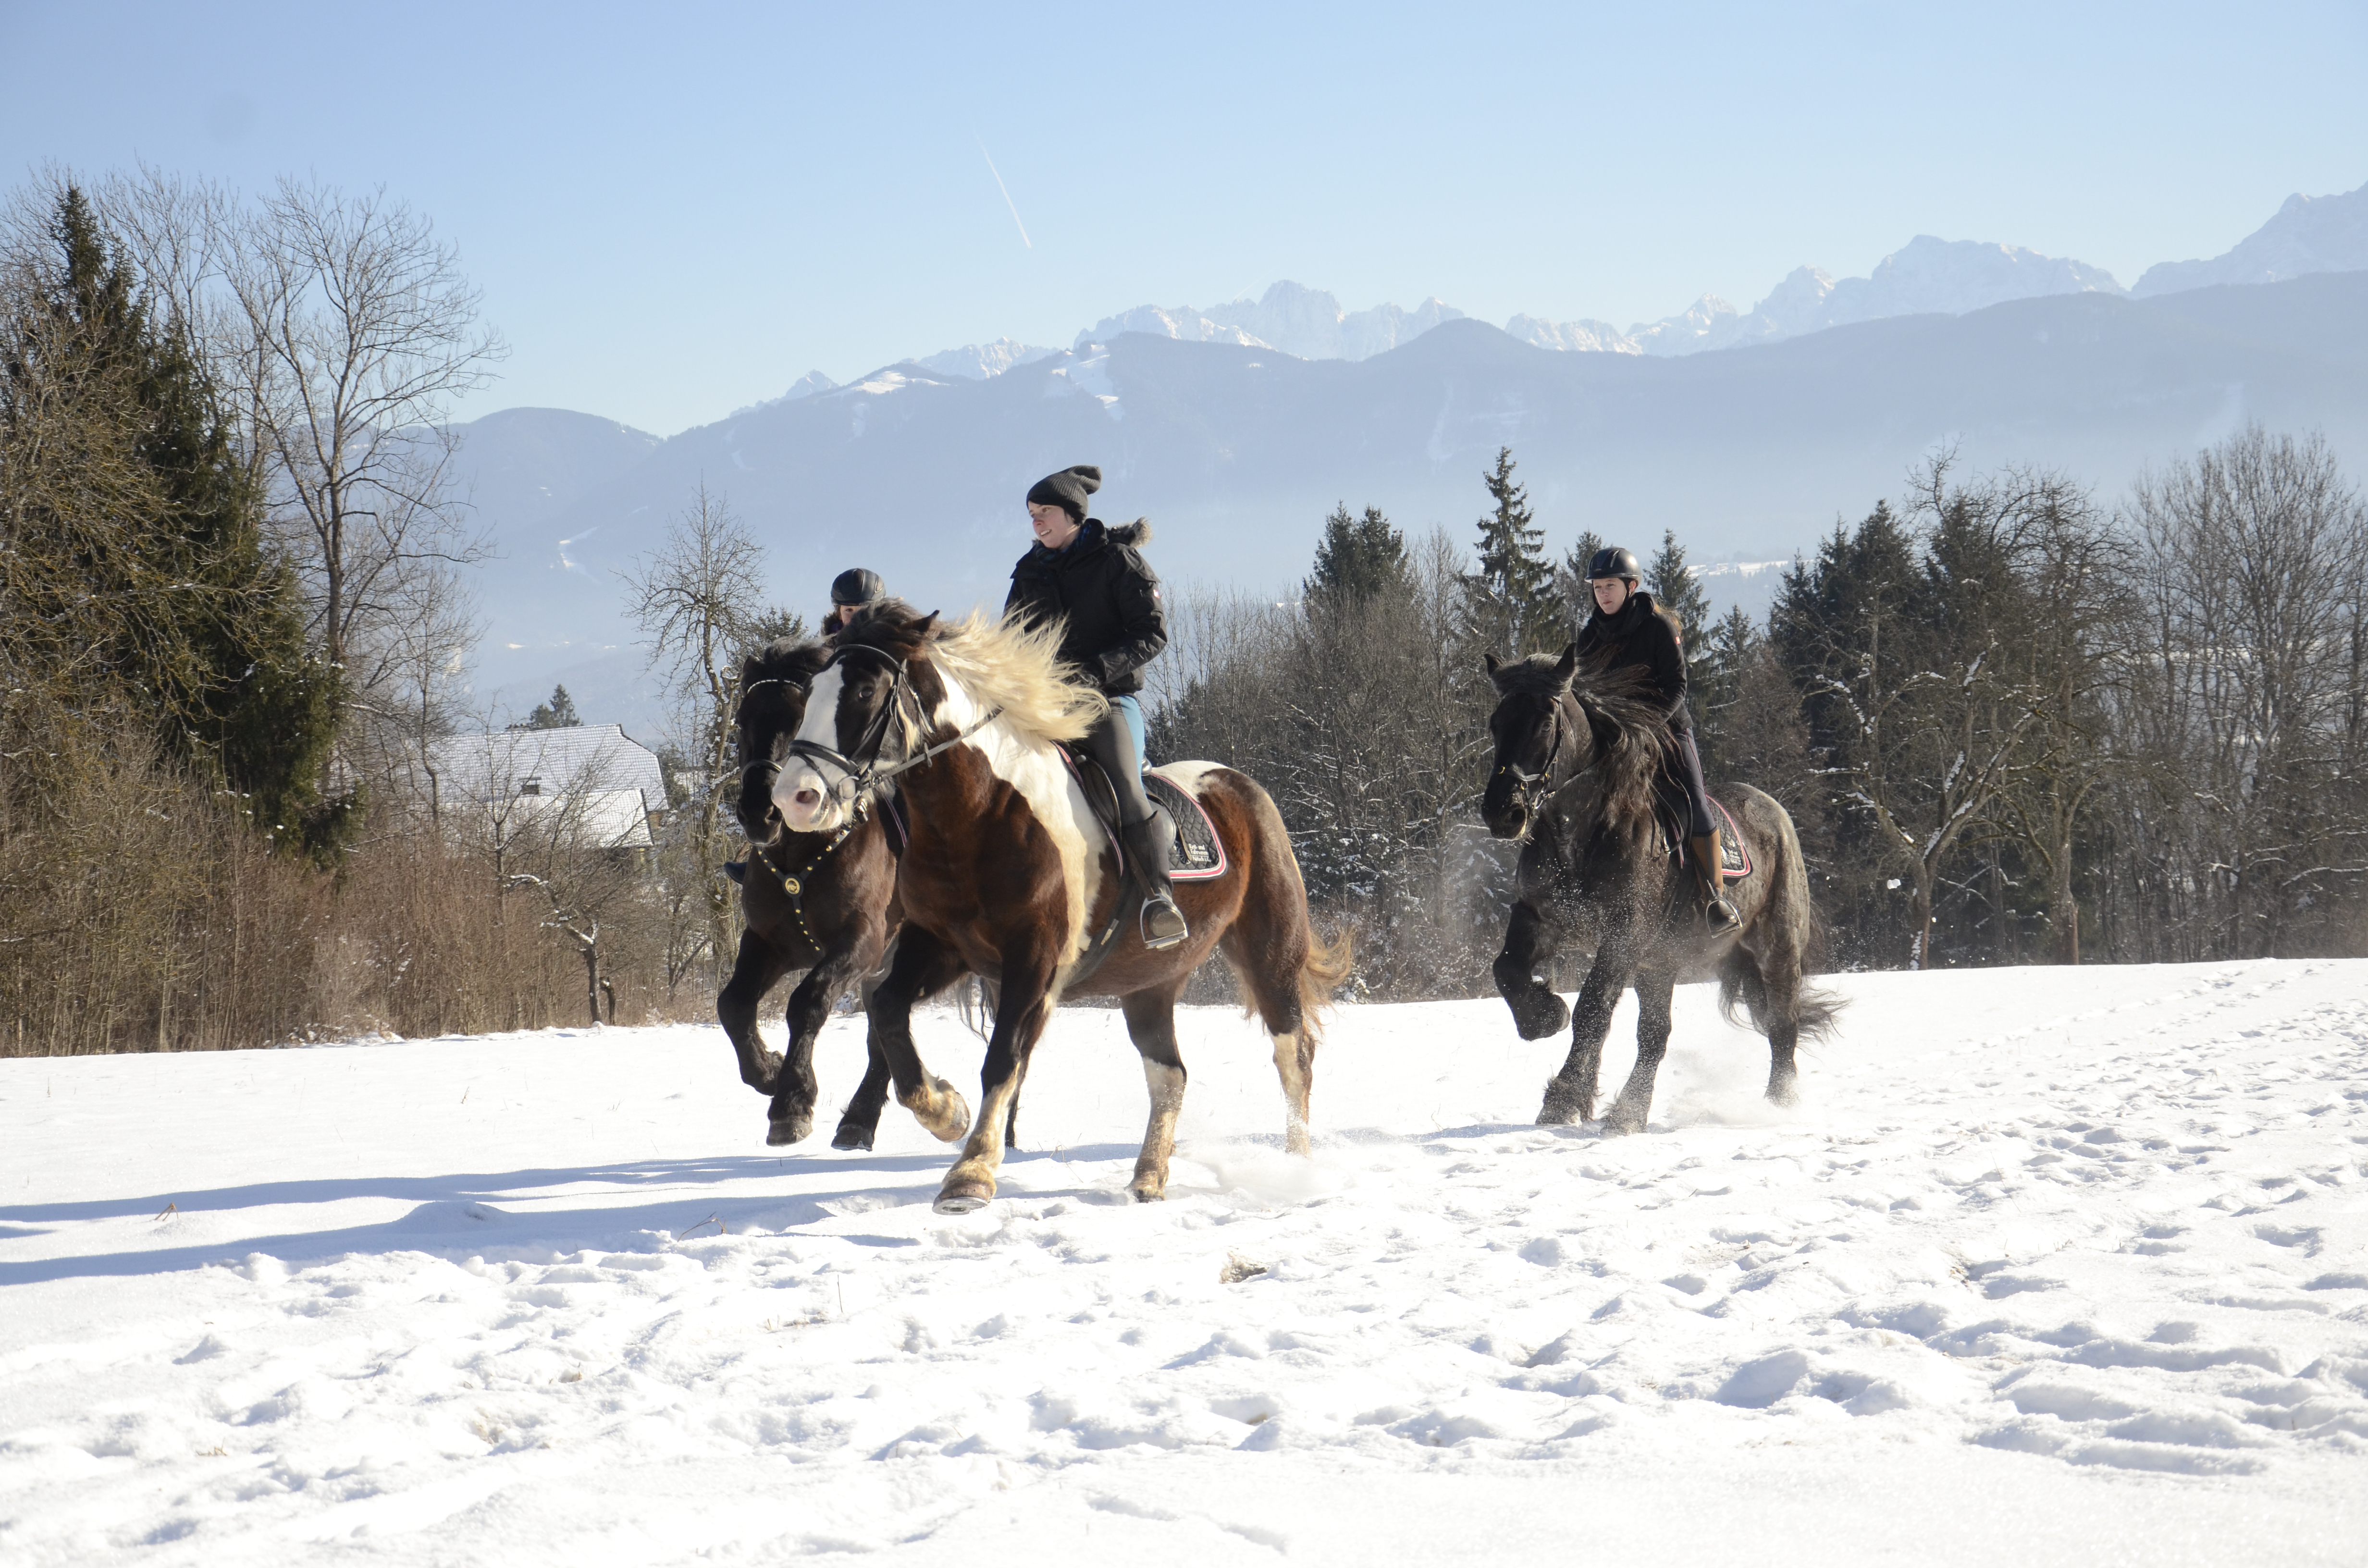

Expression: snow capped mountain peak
xmin=2133 ymin=178 xmax=2368 ymax=297
xmin=1078 ymin=282 xmax=1467 ymax=362
xmin=1504 ymin=314 xmax=1640 ymax=354
xmin=914 ymin=338 xmax=1063 ymax=380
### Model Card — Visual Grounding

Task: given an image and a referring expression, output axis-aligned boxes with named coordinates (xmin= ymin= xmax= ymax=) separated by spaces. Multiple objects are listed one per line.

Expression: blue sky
xmin=5 ymin=0 xmax=2364 ymax=435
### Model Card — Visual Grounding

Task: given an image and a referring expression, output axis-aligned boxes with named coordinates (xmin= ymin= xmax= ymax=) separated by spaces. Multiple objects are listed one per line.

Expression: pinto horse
xmin=722 ymin=639 xmax=967 ymax=1151
xmin=773 ymin=605 xmax=1349 ymax=1214
xmin=1481 ymin=645 xmax=1839 ymax=1133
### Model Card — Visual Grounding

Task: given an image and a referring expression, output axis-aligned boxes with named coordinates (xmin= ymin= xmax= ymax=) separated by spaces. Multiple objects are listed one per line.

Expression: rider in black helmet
xmin=1006 ymin=465 xmax=1188 ymax=952
xmin=824 ymin=567 xmax=884 ymax=634
xmin=1575 ymin=544 xmax=1740 ymax=933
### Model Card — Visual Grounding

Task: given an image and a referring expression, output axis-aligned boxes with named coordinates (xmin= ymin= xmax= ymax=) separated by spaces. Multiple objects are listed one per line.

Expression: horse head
xmin=1481 ymin=643 xmax=1581 ymax=840
xmin=734 ymin=639 xmax=840 ymax=844
xmin=773 ymin=601 xmax=940 ymax=833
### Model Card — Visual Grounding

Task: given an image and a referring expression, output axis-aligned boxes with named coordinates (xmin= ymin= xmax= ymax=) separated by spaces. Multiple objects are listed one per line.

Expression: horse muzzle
xmin=772 ymin=766 xmax=845 ymax=833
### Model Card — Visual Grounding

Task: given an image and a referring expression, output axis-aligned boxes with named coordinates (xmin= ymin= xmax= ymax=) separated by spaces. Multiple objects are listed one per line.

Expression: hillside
xmin=450 ymin=272 xmax=2368 ymax=721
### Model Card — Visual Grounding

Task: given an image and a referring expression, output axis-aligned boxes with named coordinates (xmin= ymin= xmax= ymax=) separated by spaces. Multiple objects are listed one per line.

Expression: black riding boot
xmin=1122 ymin=812 xmax=1189 ymax=950
xmin=1078 ymin=709 xmax=1189 ymax=951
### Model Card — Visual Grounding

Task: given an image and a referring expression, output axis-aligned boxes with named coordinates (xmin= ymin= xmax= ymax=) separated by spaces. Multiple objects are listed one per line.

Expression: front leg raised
xmin=1494 ymin=901 xmax=1570 ymax=1041
xmin=717 ymin=933 xmax=791 ymax=1095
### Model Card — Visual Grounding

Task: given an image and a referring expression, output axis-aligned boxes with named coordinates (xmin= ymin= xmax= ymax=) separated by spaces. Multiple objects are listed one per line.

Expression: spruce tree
xmin=6 ymin=187 xmax=343 ymax=856
xmin=524 ymin=684 xmax=582 ymax=729
xmin=1647 ymin=527 xmax=1716 ymax=694
xmin=1306 ymin=502 xmax=1412 ymax=612
xmin=1462 ymin=447 xmax=1557 ymax=655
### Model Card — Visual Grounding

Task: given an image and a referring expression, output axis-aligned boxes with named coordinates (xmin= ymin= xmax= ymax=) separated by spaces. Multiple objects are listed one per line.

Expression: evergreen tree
xmin=521 ymin=684 xmax=582 ymax=729
xmin=1647 ymin=527 xmax=1716 ymax=687
xmin=1306 ymin=502 xmax=1412 ymax=612
xmin=3 ymin=186 xmax=343 ymax=857
xmin=1461 ymin=447 xmax=1557 ymax=655
xmin=1558 ymin=528 xmax=1607 ymax=637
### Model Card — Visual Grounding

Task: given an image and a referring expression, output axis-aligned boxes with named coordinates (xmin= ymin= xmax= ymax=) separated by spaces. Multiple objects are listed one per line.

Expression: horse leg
xmin=1120 ymin=981 xmax=1191 ymax=1201
xmin=833 ymin=968 xmax=894 ymax=1150
xmin=716 ymin=931 xmax=793 ymax=1093
xmin=767 ymin=941 xmax=868 ymax=1145
xmin=1541 ymin=938 xmax=1634 ymax=1125
xmin=1218 ymin=909 xmax=1320 ymax=1159
xmin=1602 ymin=968 xmax=1676 ymax=1136
xmin=1757 ymin=955 xmax=1803 ymax=1106
xmin=864 ymin=930 xmax=973 ymax=1145
xmin=936 ymin=945 xmax=1059 ymax=1214
xmin=1493 ymin=900 xmax=1571 ymax=1041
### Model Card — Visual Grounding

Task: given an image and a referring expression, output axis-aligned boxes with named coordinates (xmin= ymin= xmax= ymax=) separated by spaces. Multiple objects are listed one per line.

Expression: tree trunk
xmin=582 ymin=946 xmax=602 ymax=1027
xmin=1909 ymin=871 xmax=1936 ymax=970
xmin=2050 ymin=832 xmax=2080 ymax=964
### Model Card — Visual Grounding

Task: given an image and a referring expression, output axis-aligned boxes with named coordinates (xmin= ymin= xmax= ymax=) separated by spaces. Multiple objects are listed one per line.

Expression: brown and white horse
xmin=772 ymin=605 xmax=1349 ymax=1213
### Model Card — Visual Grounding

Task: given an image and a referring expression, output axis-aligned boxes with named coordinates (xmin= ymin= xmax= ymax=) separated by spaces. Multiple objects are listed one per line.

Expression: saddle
xmin=1645 ymin=778 xmax=1752 ymax=878
xmin=1053 ymin=747 xmax=1229 ymax=881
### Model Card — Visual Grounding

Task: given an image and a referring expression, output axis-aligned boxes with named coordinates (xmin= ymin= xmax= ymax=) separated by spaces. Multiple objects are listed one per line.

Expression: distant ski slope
xmin=6 ymin=959 xmax=2363 ymax=1564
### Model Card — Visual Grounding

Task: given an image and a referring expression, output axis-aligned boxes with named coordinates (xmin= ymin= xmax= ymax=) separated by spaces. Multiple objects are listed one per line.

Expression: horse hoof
xmin=934 ymin=1177 xmax=994 ymax=1214
xmin=1537 ymin=1087 xmax=1589 ymax=1126
xmin=1129 ymin=1183 xmax=1166 ymax=1203
xmin=766 ymin=1114 xmax=813 ymax=1147
xmin=830 ymin=1122 xmax=876 ymax=1152
xmin=1600 ymin=1111 xmax=1647 ymax=1137
xmin=924 ymin=1082 xmax=971 ymax=1143
xmin=1512 ymin=991 xmax=1570 ymax=1041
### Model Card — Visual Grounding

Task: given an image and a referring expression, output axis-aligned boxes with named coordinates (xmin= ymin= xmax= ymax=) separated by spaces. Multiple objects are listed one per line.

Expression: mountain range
xmin=449 ymin=179 xmax=2368 ymax=732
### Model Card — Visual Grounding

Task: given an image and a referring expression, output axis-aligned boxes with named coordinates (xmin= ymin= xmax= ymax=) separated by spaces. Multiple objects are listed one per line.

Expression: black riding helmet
xmin=830 ymin=567 xmax=885 ymax=606
xmin=1586 ymin=545 xmax=1641 ymax=582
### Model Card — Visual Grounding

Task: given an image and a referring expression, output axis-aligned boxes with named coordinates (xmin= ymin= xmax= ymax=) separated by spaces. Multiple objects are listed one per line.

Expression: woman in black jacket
xmin=1006 ymin=465 xmax=1187 ymax=950
xmin=1575 ymin=545 xmax=1739 ymax=932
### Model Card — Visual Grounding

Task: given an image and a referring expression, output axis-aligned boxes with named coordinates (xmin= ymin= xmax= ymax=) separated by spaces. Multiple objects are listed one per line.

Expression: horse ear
xmin=913 ymin=612 xmax=940 ymax=639
xmin=1554 ymin=641 xmax=1578 ymax=681
xmin=1483 ymin=652 xmax=1502 ymax=675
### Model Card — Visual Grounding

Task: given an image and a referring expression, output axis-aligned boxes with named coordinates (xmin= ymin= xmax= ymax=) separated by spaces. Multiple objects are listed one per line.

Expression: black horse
xmin=1481 ymin=645 xmax=1839 ymax=1133
xmin=722 ymin=638 xmax=967 ymax=1151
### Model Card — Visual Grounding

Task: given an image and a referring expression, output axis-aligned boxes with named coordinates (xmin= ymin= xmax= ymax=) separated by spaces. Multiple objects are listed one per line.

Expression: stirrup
xmin=1706 ymin=895 xmax=1740 ymax=933
xmin=1140 ymin=894 xmax=1189 ymax=951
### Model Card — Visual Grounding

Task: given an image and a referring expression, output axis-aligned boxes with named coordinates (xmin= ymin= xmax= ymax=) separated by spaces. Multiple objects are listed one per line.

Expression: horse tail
xmin=1293 ymin=923 xmax=1354 ymax=1045
xmin=1721 ymin=787 xmax=1845 ymax=1042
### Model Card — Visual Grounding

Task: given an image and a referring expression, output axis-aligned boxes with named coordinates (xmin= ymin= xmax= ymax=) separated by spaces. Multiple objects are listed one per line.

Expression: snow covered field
xmin=4 ymin=958 xmax=2366 ymax=1565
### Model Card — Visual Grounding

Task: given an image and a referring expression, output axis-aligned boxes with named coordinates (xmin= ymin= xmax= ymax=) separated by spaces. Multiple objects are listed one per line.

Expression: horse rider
xmin=824 ymin=567 xmax=884 ymax=634
xmin=1575 ymin=545 xmax=1740 ymax=933
xmin=1006 ymin=464 xmax=1188 ymax=951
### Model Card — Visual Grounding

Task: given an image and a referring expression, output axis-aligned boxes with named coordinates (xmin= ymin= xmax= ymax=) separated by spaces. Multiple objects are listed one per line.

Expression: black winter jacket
xmin=1004 ymin=518 xmax=1168 ymax=697
xmin=1574 ymin=589 xmax=1691 ymax=731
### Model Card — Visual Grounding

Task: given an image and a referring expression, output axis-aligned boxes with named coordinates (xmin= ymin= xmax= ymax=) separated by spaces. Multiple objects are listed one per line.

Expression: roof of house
xmin=490 ymin=787 xmax=655 ymax=851
xmin=426 ymin=724 xmax=667 ymax=806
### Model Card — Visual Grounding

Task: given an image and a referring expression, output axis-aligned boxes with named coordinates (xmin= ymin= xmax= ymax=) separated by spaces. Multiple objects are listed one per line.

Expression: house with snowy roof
xmin=418 ymin=724 xmax=668 ymax=853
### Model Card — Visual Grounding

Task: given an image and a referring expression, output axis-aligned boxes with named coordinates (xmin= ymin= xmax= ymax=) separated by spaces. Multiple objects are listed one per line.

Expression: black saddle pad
xmin=1145 ymin=769 xmax=1227 ymax=880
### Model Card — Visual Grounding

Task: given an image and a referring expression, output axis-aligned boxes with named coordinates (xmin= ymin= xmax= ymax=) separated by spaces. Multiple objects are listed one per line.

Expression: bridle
xmin=786 ymin=643 xmax=1002 ymax=808
xmin=1492 ymin=693 xmax=1571 ymax=814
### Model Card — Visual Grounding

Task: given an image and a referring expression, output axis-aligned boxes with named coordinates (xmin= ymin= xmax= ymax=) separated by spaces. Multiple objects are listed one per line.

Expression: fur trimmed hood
xmin=1105 ymin=517 xmax=1154 ymax=548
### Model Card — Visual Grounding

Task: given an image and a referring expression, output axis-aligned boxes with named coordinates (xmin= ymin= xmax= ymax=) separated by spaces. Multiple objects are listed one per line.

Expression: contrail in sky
xmin=976 ymin=141 xmax=1032 ymax=249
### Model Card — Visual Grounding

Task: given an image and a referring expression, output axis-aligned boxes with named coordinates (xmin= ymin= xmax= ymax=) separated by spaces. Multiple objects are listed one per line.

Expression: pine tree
xmin=1306 ymin=502 xmax=1412 ymax=612
xmin=1557 ymin=528 xmax=1607 ymax=636
xmin=1462 ymin=448 xmax=1557 ymax=655
xmin=522 ymin=684 xmax=582 ymax=729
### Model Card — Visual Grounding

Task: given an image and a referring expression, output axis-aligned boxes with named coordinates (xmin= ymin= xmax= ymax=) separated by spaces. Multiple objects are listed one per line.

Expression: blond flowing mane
xmin=928 ymin=609 xmax=1108 ymax=745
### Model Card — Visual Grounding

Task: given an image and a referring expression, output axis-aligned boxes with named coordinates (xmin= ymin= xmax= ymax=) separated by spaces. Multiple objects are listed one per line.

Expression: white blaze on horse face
xmin=773 ymin=666 xmax=853 ymax=833
xmin=926 ymin=667 xmax=1102 ymax=967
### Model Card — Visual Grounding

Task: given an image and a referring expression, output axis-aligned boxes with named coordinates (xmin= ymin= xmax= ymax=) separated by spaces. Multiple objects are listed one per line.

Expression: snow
xmin=5 ymin=959 xmax=2366 ymax=1564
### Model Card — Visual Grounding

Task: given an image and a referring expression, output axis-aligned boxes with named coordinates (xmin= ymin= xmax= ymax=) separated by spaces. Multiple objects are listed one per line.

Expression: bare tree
xmin=219 ymin=178 xmax=503 ymax=759
xmin=621 ymin=482 xmax=775 ymax=990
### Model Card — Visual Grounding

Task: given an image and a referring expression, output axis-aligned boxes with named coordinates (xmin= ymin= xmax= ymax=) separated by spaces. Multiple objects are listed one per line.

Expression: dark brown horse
xmin=1481 ymin=645 xmax=1839 ymax=1134
xmin=722 ymin=639 xmax=967 ymax=1151
xmin=773 ymin=605 xmax=1350 ymax=1213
